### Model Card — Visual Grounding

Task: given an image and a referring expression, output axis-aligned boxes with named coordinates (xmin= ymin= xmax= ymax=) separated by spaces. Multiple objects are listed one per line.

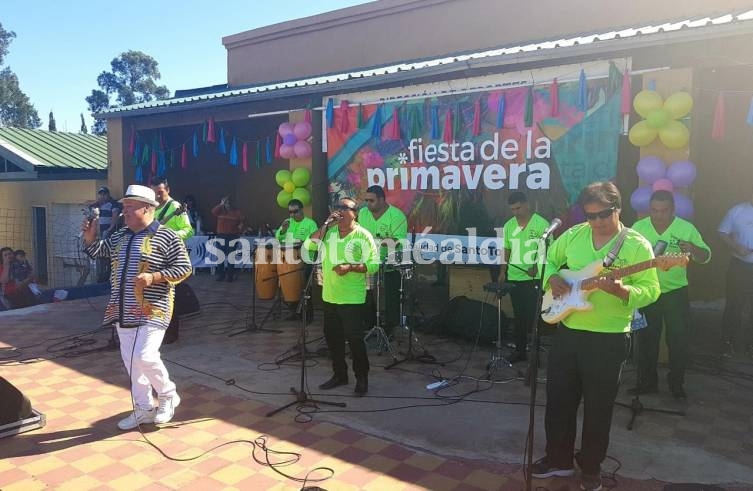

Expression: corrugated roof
xmin=101 ymin=9 xmax=753 ymax=118
xmin=0 ymin=127 xmax=107 ymax=170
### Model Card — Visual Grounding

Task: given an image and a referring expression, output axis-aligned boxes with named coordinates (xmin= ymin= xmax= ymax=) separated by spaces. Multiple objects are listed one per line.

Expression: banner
xmin=327 ymin=69 xmax=623 ymax=244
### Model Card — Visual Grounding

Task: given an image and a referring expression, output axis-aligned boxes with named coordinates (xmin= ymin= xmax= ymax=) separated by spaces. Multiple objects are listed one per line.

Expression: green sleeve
xmin=689 ymin=225 xmax=712 ymax=264
xmin=393 ymin=209 xmax=408 ymax=240
xmin=275 ymin=227 xmax=284 ymax=241
xmin=174 ymin=212 xmax=194 ymax=240
xmin=542 ymin=232 xmax=569 ymax=288
xmin=622 ymin=240 xmax=661 ymax=309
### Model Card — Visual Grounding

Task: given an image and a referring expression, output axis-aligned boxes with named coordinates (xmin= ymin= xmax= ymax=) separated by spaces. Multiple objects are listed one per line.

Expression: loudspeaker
xmin=0 ymin=377 xmax=32 ymax=426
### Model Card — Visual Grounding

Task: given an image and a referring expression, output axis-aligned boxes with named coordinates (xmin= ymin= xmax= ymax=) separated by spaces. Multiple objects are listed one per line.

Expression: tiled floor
xmin=0 ymin=274 xmax=751 ymax=490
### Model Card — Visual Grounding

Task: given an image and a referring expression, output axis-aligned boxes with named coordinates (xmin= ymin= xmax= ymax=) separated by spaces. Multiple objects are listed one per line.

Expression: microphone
xmin=79 ymin=207 xmax=100 ymax=239
xmin=324 ymin=212 xmax=341 ymax=227
xmin=540 ymin=218 xmax=562 ymax=240
xmin=653 ymin=240 xmax=668 ymax=256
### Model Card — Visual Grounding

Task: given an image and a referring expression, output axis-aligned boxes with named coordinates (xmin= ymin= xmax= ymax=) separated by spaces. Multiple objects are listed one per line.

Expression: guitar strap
xmin=602 ymin=227 xmax=630 ymax=268
xmin=157 ymin=199 xmax=175 ymax=223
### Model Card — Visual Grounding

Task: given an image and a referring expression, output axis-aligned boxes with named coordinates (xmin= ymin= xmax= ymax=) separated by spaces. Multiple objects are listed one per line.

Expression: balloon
xmin=658 ymin=120 xmax=689 ymax=149
xmin=664 ymin=91 xmax=694 ymax=119
xmin=279 ymin=144 xmax=296 ymax=159
xmin=636 ymin=156 xmax=666 ymax=184
xmin=667 ymin=160 xmax=697 ymax=187
xmin=293 ymin=140 xmax=312 ymax=159
xmin=646 ymin=109 xmax=670 ymax=129
xmin=291 ymin=167 xmax=311 ymax=187
xmin=292 ymin=187 xmax=311 ymax=206
xmin=278 ymin=122 xmax=294 ymax=137
xmin=652 ymin=178 xmax=674 ymax=193
xmin=282 ymin=133 xmax=297 ymax=146
xmin=283 ymin=180 xmax=296 ymax=193
xmin=294 ymin=121 xmax=312 ymax=140
xmin=275 ymin=169 xmax=292 ymax=187
xmin=633 ymin=90 xmax=663 ymax=118
xmin=673 ymin=192 xmax=694 ymax=219
xmin=276 ymin=190 xmax=292 ymax=208
xmin=630 ymin=186 xmax=652 ymax=213
xmin=628 ymin=120 xmax=658 ymax=147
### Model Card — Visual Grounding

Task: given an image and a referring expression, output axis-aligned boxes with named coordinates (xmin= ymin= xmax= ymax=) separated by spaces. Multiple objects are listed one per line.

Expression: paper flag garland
xmin=496 ymin=94 xmax=506 ymax=129
xmin=357 ymin=103 xmax=363 ymax=129
xmin=577 ymin=69 xmax=588 ymax=112
xmin=207 ymin=118 xmax=216 ymax=143
xmin=325 ymin=98 xmax=334 ymax=128
xmin=550 ymin=79 xmax=559 ymax=117
xmin=472 ymin=99 xmax=481 ymax=136
xmin=274 ymin=134 xmax=281 ymax=159
xmin=242 ymin=142 xmax=248 ymax=172
xmin=431 ymin=105 xmax=440 ymax=139
xmin=181 ymin=144 xmax=187 ymax=169
xmin=192 ymin=131 xmax=199 ymax=158
xmin=525 ymin=86 xmax=534 ymax=127
xmin=265 ymin=137 xmax=272 ymax=164
xmin=389 ymin=107 xmax=400 ymax=140
xmin=229 ymin=138 xmax=238 ymax=166
xmin=371 ymin=104 xmax=383 ymax=138
xmin=339 ymin=100 xmax=350 ymax=133
xmin=218 ymin=128 xmax=227 ymax=154
xmin=443 ymin=109 xmax=453 ymax=144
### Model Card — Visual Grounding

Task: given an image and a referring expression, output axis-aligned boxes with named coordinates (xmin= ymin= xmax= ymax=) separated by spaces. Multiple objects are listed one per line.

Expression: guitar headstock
xmin=656 ymin=253 xmax=690 ymax=271
xmin=178 ymin=202 xmax=188 ymax=214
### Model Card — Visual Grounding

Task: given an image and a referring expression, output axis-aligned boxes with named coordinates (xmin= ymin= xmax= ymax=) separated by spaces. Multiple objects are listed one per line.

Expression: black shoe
xmin=627 ymin=384 xmax=658 ymax=395
xmin=667 ymin=374 xmax=686 ymax=400
xmin=354 ymin=377 xmax=368 ymax=396
xmin=530 ymin=456 xmax=575 ymax=478
xmin=318 ymin=375 xmax=348 ymax=390
xmin=509 ymin=351 xmax=527 ymax=363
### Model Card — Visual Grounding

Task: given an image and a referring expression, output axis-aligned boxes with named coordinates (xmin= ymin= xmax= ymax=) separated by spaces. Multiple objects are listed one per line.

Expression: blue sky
xmin=2 ymin=0 xmax=370 ymax=132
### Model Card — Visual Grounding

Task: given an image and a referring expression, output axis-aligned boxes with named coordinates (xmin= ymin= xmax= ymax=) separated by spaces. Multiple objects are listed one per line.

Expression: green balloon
xmin=646 ymin=109 xmax=670 ymax=129
xmin=291 ymin=167 xmax=311 ymax=187
xmin=292 ymin=187 xmax=311 ymax=206
xmin=275 ymin=170 xmax=292 ymax=187
xmin=276 ymin=190 xmax=292 ymax=208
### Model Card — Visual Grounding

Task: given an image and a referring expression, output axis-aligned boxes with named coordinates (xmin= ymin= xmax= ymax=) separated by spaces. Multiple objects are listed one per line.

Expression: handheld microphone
xmin=540 ymin=218 xmax=562 ymax=240
xmin=653 ymin=240 xmax=668 ymax=256
xmin=79 ymin=207 xmax=100 ymax=239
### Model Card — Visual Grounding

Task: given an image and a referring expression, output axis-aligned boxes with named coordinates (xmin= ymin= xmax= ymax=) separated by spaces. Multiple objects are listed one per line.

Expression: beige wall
xmin=224 ymin=0 xmax=753 ymax=86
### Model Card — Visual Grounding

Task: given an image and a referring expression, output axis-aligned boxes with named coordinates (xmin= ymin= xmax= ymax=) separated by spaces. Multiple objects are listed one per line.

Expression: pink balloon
xmin=293 ymin=140 xmax=312 ymax=159
xmin=667 ymin=160 xmax=697 ymax=187
xmin=673 ymin=192 xmax=694 ymax=219
xmin=630 ymin=186 xmax=652 ymax=213
xmin=636 ymin=156 xmax=666 ymax=184
xmin=294 ymin=121 xmax=312 ymax=140
xmin=652 ymin=178 xmax=674 ymax=193
xmin=279 ymin=144 xmax=296 ymax=159
xmin=278 ymin=122 xmax=295 ymax=137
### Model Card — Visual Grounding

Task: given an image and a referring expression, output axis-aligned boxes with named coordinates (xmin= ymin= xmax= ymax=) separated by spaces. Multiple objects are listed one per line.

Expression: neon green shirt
xmin=632 ymin=216 xmax=710 ymax=293
xmin=503 ymin=213 xmax=549 ymax=281
xmin=544 ymin=223 xmax=660 ymax=333
xmin=156 ymin=200 xmax=194 ymax=241
xmin=305 ymin=224 xmax=379 ymax=304
xmin=358 ymin=205 xmax=408 ymax=262
xmin=276 ymin=216 xmax=318 ymax=243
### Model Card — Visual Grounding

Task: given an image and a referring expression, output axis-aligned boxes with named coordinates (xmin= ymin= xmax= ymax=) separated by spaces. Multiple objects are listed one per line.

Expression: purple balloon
xmin=667 ymin=160 xmax=697 ymax=187
xmin=673 ymin=192 xmax=694 ymax=220
xmin=636 ymin=156 xmax=666 ymax=184
xmin=630 ymin=186 xmax=653 ymax=213
xmin=283 ymin=133 xmax=297 ymax=146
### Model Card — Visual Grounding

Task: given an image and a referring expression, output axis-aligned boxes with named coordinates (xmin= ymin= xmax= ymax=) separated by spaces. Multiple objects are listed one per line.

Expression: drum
xmin=314 ymin=264 xmax=323 ymax=286
xmin=366 ymin=272 xmax=377 ymax=290
xmin=254 ymin=245 xmax=277 ymax=300
xmin=278 ymin=244 xmax=303 ymax=302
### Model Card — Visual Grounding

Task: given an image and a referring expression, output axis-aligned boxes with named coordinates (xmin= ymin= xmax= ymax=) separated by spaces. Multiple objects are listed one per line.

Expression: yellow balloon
xmin=283 ymin=181 xmax=296 ymax=193
xmin=628 ymin=120 xmax=659 ymax=147
xmin=658 ymin=120 xmax=690 ymax=149
xmin=633 ymin=90 xmax=664 ymax=118
xmin=663 ymin=91 xmax=694 ymax=119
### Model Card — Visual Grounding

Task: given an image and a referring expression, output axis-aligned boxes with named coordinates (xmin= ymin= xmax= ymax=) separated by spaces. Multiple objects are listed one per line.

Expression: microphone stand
xmin=267 ymin=233 xmax=346 ymax=417
xmin=229 ymin=239 xmax=282 ymax=337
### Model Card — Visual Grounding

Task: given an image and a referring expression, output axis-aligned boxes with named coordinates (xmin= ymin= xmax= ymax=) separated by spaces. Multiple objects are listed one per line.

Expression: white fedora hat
xmin=120 ymin=184 xmax=159 ymax=207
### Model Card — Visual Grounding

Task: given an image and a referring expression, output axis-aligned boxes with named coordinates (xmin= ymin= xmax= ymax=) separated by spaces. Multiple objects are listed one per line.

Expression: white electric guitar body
xmin=540 ymin=254 xmax=689 ymax=325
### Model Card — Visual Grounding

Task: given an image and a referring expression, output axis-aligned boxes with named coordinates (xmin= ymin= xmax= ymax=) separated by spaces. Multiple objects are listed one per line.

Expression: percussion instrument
xmin=314 ymin=264 xmax=323 ymax=286
xmin=254 ymin=244 xmax=277 ymax=300
xmin=278 ymin=244 xmax=303 ymax=302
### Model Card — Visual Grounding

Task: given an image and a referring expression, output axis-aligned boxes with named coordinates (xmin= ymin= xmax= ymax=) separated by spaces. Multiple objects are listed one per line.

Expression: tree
xmin=0 ymin=22 xmax=40 ymax=129
xmin=80 ymin=113 xmax=88 ymax=134
xmin=48 ymin=111 xmax=57 ymax=132
xmin=86 ymin=50 xmax=170 ymax=135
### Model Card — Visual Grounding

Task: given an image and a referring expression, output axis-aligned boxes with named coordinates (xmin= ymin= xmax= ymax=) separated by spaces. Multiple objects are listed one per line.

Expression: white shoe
xmin=154 ymin=394 xmax=181 ymax=424
xmin=117 ymin=407 xmax=155 ymax=430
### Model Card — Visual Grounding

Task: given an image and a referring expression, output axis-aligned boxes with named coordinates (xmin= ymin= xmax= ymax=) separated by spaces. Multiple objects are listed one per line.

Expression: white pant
xmin=117 ymin=323 xmax=177 ymax=410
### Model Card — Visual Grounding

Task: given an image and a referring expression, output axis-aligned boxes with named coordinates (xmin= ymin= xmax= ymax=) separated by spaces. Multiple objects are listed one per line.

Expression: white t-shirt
xmin=719 ymin=201 xmax=753 ymax=263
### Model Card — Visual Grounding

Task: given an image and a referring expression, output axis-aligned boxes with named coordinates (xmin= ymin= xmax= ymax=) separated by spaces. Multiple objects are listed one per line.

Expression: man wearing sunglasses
xmin=532 ymin=182 xmax=660 ymax=491
xmin=632 ymin=190 xmax=710 ymax=400
xmin=358 ymin=185 xmax=408 ymax=333
xmin=275 ymin=199 xmax=318 ymax=320
xmin=306 ymin=198 xmax=379 ymax=395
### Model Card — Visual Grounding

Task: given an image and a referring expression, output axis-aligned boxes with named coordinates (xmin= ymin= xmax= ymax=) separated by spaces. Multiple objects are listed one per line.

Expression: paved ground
xmin=0 ymin=272 xmax=752 ymax=490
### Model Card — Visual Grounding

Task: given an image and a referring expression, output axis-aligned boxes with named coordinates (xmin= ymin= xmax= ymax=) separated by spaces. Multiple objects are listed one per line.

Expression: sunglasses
xmin=288 ymin=209 xmax=302 ymax=214
xmin=333 ymin=204 xmax=356 ymax=212
xmin=584 ymin=207 xmax=616 ymax=221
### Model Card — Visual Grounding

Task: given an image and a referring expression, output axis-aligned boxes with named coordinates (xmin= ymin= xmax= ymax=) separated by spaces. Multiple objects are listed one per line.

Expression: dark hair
xmin=507 ymin=191 xmax=528 ymax=205
xmin=365 ymin=185 xmax=386 ymax=199
xmin=650 ymin=190 xmax=674 ymax=206
xmin=578 ymin=181 xmax=622 ymax=209
xmin=14 ymin=249 xmax=25 ymax=256
xmin=0 ymin=247 xmax=12 ymax=257
xmin=150 ymin=176 xmax=169 ymax=187
xmin=288 ymin=199 xmax=304 ymax=209
xmin=340 ymin=197 xmax=357 ymax=209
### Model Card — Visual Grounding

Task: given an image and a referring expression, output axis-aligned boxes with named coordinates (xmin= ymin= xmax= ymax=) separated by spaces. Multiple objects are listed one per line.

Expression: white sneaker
xmin=154 ymin=394 xmax=181 ymax=424
xmin=117 ymin=407 xmax=155 ymax=430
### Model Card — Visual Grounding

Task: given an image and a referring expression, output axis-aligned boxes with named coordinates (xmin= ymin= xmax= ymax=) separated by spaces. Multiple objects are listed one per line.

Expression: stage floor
xmin=0 ymin=272 xmax=752 ymax=490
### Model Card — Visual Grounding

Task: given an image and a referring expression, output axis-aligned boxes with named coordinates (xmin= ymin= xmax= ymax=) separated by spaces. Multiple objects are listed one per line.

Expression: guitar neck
xmin=582 ymin=259 xmax=656 ymax=290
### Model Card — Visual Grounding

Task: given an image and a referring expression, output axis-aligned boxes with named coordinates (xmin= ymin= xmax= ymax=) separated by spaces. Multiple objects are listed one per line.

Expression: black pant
xmin=508 ymin=280 xmax=537 ymax=353
xmin=215 ymin=234 xmax=239 ymax=280
xmin=638 ymin=287 xmax=689 ymax=388
xmin=545 ymin=326 xmax=628 ymax=476
xmin=323 ymin=301 xmax=369 ymax=379
xmin=721 ymin=257 xmax=753 ymax=350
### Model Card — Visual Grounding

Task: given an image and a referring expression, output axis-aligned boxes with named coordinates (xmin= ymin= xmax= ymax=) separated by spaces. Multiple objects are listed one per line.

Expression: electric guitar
xmin=540 ymin=254 xmax=689 ymax=324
